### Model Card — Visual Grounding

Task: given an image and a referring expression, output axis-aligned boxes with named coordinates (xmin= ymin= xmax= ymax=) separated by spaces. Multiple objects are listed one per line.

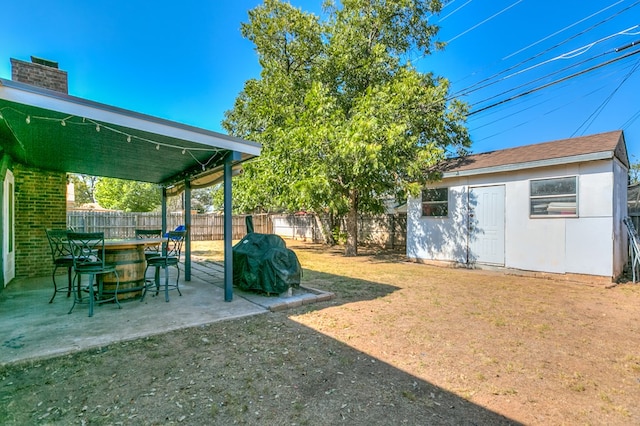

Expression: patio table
xmin=101 ymin=238 xmax=165 ymax=300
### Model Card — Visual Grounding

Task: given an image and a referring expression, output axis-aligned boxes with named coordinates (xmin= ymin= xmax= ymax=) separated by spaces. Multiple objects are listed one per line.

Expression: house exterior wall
xmin=14 ymin=164 xmax=67 ymax=278
xmin=407 ymin=159 xmax=625 ymax=280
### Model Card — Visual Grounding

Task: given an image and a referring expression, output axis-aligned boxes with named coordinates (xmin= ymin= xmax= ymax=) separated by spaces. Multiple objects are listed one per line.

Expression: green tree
xmin=630 ymin=156 xmax=640 ymax=184
xmin=223 ymin=0 xmax=470 ymax=256
xmin=191 ymin=188 xmax=214 ymax=213
xmin=94 ymin=178 xmax=160 ymax=212
xmin=69 ymin=174 xmax=97 ymax=205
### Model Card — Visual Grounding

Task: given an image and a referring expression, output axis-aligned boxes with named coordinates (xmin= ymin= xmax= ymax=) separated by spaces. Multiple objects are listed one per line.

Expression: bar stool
xmin=67 ymin=232 xmax=121 ymax=317
xmin=141 ymin=231 xmax=186 ymax=302
xmin=45 ymin=229 xmax=74 ymax=303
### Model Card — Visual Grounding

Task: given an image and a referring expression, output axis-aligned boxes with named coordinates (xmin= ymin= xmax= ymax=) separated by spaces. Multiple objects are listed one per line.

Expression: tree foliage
xmin=94 ymin=178 xmax=161 ymax=212
xmin=630 ymin=156 xmax=640 ymax=185
xmin=69 ymin=174 xmax=97 ymax=205
xmin=223 ymin=0 xmax=471 ymax=255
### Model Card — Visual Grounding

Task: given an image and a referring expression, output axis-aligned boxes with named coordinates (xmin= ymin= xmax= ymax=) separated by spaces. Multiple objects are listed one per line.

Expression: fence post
xmin=390 ymin=214 xmax=395 ymax=250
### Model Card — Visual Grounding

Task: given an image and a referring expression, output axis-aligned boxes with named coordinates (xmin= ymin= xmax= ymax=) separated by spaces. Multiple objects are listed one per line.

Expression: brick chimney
xmin=11 ymin=56 xmax=68 ymax=94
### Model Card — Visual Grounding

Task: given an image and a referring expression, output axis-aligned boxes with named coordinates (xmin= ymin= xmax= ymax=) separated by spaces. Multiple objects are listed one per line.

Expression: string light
xmin=0 ymin=106 xmax=224 ymax=170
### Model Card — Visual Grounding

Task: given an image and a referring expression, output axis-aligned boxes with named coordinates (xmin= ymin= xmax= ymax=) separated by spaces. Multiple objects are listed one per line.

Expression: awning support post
xmin=184 ymin=178 xmax=191 ymax=281
xmin=161 ymin=187 xmax=167 ymax=235
xmin=223 ymin=151 xmax=240 ymax=302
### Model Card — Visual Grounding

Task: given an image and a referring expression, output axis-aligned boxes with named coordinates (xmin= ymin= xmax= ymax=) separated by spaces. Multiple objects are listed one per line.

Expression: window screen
xmin=530 ymin=176 xmax=577 ymax=216
xmin=422 ymin=188 xmax=449 ymax=217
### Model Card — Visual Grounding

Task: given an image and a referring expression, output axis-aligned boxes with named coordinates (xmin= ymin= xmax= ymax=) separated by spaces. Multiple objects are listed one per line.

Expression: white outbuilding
xmin=406 ymin=130 xmax=629 ymax=282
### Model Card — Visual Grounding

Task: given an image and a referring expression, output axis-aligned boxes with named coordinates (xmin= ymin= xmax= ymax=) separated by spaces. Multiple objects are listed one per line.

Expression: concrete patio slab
xmin=0 ymin=262 xmax=332 ymax=366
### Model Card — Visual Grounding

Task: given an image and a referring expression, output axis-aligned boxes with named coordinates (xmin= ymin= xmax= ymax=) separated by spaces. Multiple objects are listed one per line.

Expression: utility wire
xmin=572 ymin=57 xmax=640 ymax=136
xmin=468 ymin=39 xmax=630 ymax=109
xmin=470 ymin=45 xmax=634 ymax=121
xmin=622 ymin=108 xmax=640 ymax=129
xmin=503 ymin=0 xmax=627 ymax=60
xmin=468 ymin=45 xmax=640 ymax=116
xmin=439 ymin=0 xmax=473 ymax=22
xmin=453 ymin=23 xmax=639 ymax=99
xmin=450 ymin=0 xmax=640 ymax=98
xmin=446 ymin=0 xmax=524 ymax=44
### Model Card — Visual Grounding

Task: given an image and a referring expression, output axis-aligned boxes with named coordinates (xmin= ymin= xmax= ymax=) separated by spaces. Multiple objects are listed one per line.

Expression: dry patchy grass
xmin=2 ymin=239 xmax=640 ymax=425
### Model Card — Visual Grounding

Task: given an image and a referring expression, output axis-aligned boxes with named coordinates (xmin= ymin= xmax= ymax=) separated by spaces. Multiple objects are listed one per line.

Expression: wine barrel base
xmin=103 ymin=247 xmax=147 ymax=301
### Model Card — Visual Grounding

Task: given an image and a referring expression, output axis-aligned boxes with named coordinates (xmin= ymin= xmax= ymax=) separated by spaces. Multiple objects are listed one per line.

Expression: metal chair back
xmin=45 ymin=229 xmax=72 ymax=262
xmin=135 ymin=229 xmax=163 ymax=258
xmin=164 ymin=231 xmax=186 ymax=260
xmin=66 ymin=232 xmax=107 ymax=269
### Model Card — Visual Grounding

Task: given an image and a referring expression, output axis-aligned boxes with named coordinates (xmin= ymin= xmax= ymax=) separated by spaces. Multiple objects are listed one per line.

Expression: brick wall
xmin=10 ymin=57 xmax=68 ymax=94
xmin=13 ymin=164 xmax=67 ymax=278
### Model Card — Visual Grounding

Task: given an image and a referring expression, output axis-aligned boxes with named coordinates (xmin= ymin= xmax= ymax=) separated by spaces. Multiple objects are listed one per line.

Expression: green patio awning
xmin=0 ymin=78 xmax=260 ymax=189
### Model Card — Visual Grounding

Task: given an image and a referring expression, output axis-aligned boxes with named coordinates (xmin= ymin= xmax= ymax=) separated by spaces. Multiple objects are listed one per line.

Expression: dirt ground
xmin=1 ymin=239 xmax=640 ymax=425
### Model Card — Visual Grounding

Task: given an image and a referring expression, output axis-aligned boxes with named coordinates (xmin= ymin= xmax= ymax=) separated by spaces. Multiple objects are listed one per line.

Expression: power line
xmin=446 ymin=0 xmax=525 ymax=44
xmin=468 ymin=45 xmax=640 ymax=116
xmin=466 ymin=43 xmax=617 ymax=109
xmin=572 ymin=57 xmax=640 ymax=136
xmin=449 ymin=0 xmax=640 ymax=98
xmin=453 ymin=21 xmax=640 ymax=99
xmin=467 ymin=43 xmax=623 ymax=109
xmin=503 ymin=0 xmax=627 ymax=60
xmin=470 ymin=46 xmax=633 ymax=123
xmin=438 ymin=0 xmax=473 ymax=22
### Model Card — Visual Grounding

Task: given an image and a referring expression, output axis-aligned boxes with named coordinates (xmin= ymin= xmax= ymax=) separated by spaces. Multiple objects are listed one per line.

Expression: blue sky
xmin=1 ymin=0 xmax=639 ymax=162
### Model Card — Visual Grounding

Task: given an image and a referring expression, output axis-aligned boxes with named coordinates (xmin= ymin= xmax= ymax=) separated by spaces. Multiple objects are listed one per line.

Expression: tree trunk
xmin=345 ymin=190 xmax=358 ymax=257
xmin=318 ymin=212 xmax=336 ymax=245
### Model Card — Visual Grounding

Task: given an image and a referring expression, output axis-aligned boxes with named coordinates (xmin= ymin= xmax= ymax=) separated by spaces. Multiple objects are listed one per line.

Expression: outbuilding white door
xmin=3 ymin=169 xmax=15 ymax=286
xmin=469 ymin=185 xmax=505 ymax=265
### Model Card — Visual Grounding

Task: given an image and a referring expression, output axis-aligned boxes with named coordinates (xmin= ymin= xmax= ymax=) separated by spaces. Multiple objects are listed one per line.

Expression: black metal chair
xmin=67 ymin=232 xmax=121 ymax=317
xmin=141 ymin=231 xmax=186 ymax=303
xmin=45 ymin=229 xmax=74 ymax=303
xmin=134 ymin=229 xmax=163 ymax=260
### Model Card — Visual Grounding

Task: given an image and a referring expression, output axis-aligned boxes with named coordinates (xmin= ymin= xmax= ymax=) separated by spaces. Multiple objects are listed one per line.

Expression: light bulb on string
xmin=61 ymin=120 xmax=66 ymax=126
xmin=96 ymin=124 xmax=100 ymax=132
xmin=182 ymin=149 xmax=186 ymax=154
xmin=26 ymin=116 xmax=31 ymax=124
xmin=127 ymin=135 xmax=131 ymax=143
xmin=156 ymin=144 xmax=160 ymax=150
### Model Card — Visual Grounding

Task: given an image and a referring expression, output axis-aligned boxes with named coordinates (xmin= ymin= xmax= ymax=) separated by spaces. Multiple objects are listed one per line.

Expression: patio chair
xmin=135 ymin=229 xmax=163 ymax=260
xmin=67 ymin=232 xmax=121 ymax=317
xmin=45 ymin=229 xmax=75 ymax=303
xmin=141 ymin=231 xmax=186 ymax=303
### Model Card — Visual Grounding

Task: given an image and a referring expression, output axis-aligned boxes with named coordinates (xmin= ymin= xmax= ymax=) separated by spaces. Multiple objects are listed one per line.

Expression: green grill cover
xmin=232 ymin=233 xmax=302 ymax=294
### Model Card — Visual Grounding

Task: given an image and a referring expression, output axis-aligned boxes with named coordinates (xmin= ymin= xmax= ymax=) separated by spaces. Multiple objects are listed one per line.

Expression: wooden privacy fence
xmin=67 ymin=212 xmax=272 ymax=240
xmin=66 ymin=211 xmax=406 ymax=248
xmin=270 ymin=213 xmax=407 ymax=249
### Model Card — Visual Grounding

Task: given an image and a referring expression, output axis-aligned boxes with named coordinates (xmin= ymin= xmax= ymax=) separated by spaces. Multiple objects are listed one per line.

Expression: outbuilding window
xmin=530 ymin=176 xmax=577 ymax=216
xmin=422 ymin=188 xmax=449 ymax=217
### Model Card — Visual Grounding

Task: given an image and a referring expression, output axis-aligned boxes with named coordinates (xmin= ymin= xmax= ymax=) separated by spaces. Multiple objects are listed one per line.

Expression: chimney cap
xmin=30 ymin=56 xmax=59 ymax=69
